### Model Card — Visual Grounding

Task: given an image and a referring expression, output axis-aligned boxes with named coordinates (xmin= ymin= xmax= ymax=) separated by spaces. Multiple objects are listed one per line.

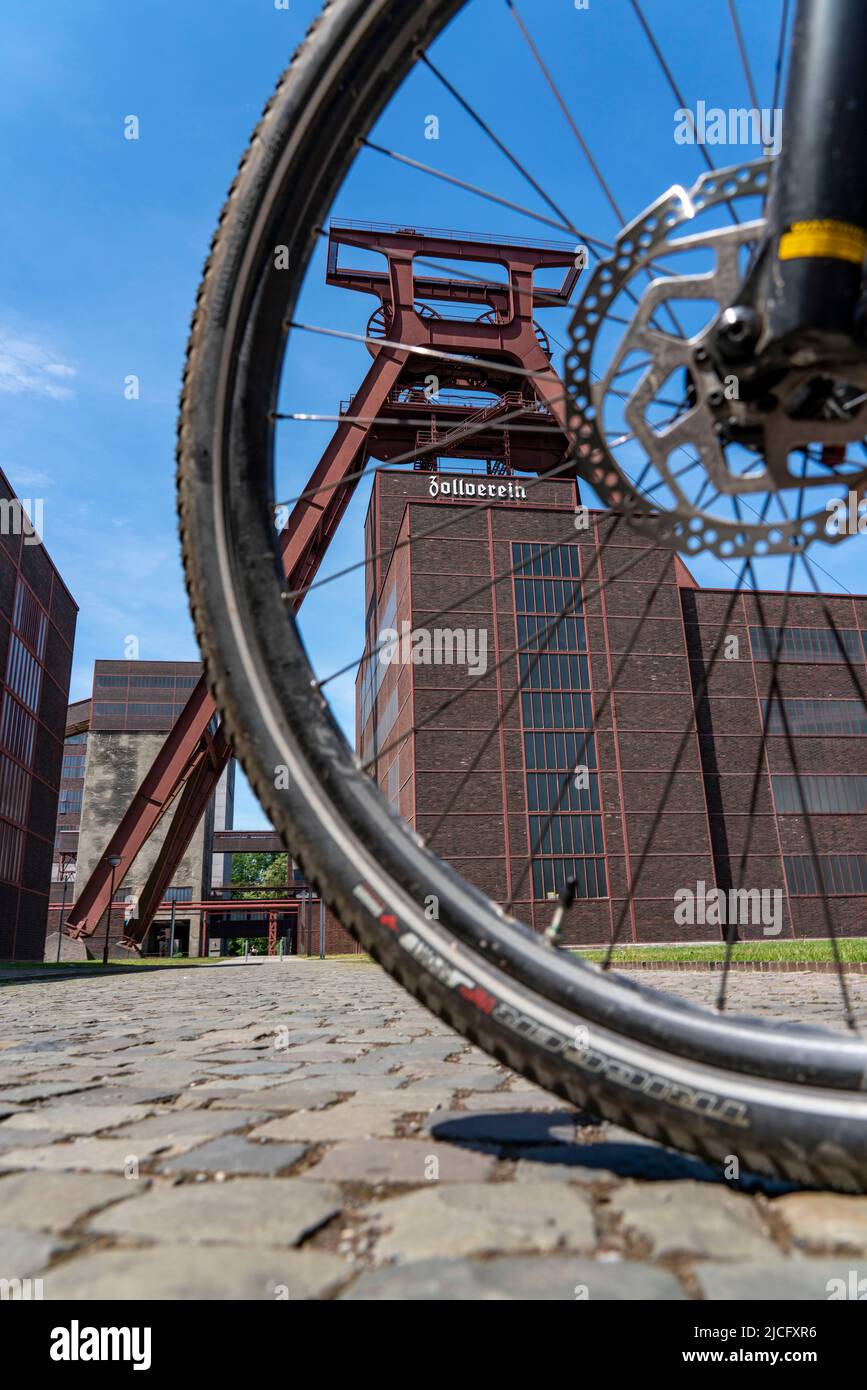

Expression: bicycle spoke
xmin=174 ymin=0 xmax=867 ymax=1196
xmin=506 ymin=535 xmax=674 ymax=913
xmin=273 ymin=410 xmax=564 ymax=434
xmin=286 ymin=318 xmax=571 ymax=384
xmin=504 ymin=0 xmax=687 ymax=337
xmin=747 ymin=569 xmax=859 ymax=1032
xmin=359 ymin=541 xmax=653 ymax=775
xmin=419 ymin=51 xmax=580 ymax=237
xmin=392 ymin=519 xmax=627 ymax=842
xmin=362 ymin=138 xmax=590 ymax=244
xmin=629 ymin=0 xmax=740 ymax=223
xmin=771 ymin=0 xmax=791 ymax=117
xmin=727 ymin=0 xmax=761 ymax=115
xmin=601 ymin=544 xmax=763 ymax=968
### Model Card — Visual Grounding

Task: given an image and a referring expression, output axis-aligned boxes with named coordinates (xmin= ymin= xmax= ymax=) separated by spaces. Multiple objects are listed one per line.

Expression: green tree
xmin=223 ymin=852 xmax=290 ymax=955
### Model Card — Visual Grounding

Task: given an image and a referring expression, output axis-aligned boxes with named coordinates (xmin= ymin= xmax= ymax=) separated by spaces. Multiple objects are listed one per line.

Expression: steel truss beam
xmin=66 ymin=221 xmax=580 ymax=947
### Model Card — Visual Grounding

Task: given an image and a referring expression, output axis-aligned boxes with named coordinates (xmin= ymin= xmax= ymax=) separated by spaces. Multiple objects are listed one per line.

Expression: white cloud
xmin=0 ymin=330 xmax=77 ymax=400
xmin=2 ymin=465 xmax=52 ymax=490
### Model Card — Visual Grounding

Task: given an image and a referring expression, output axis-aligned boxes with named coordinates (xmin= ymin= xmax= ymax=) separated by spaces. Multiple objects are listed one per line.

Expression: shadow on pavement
xmin=429 ymin=1109 xmax=799 ymax=1194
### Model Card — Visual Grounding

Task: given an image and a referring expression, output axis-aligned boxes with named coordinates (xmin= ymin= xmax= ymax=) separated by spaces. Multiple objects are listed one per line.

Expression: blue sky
xmin=5 ymin=0 xmax=859 ymax=829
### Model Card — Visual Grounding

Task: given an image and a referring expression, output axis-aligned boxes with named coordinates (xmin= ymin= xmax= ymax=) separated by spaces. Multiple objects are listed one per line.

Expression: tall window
xmin=750 ymin=625 xmax=864 ymax=664
xmin=785 ymin=855 xmax=867 ymax=895
xmin=513 ymin=543 xmax=606 ymax=901
xmin=772 ymin=775 xmax=867 ymax=814
xmin=360 ymin=581 xmax=396 ymax=761
xmin=762 ymin=697 xmax=867 ymax=736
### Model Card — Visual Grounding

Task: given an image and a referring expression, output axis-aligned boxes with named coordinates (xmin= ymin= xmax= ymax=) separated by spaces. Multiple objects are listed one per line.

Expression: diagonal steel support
xmin=120 ymin=723 xmax=232 ymax=950
xmin=66 ymin=350 xmax=409 ymax=943
xmin=66 ymin=221 xmax=581 ymax=948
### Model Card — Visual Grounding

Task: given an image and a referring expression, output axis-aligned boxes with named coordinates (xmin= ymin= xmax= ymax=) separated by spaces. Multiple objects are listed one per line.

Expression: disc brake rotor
xmin=565 ymin=158 xmax=867 ymax=558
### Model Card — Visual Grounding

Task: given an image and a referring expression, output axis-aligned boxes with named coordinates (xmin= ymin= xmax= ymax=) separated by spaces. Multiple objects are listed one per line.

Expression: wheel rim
xmin=178 ymin=0 xmax=867 ymax=1185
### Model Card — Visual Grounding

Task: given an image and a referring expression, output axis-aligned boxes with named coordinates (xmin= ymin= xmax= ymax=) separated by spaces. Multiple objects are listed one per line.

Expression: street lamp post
xmin=103 ymin=855 xmax=122 ymax=966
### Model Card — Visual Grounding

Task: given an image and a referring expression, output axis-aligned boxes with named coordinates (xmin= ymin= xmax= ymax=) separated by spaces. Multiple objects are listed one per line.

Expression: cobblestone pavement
xmin=1 ymin=960 xmax=866 ymax=1301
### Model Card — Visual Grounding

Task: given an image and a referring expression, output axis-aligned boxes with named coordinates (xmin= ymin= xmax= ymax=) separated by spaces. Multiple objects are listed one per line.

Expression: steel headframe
xmin=65 ymin=220 xmax=582 ymax=948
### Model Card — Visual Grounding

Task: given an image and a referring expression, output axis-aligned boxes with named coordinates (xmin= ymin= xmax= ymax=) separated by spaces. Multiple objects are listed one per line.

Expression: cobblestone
xmin=157 ymin=1135 xmax=309 ymax=1177
xmin=301 ymin=1139 xmax=497 ymax=1185
xmin=41 ymin=1245 xmax=347 ymax=1301
xmin=693 ymin=1259 xmax=865 ymax=1301
xmin=0 ymin=959 xmax=865 ymax=1299
xmin=87 ymin=1176 xmax=341 ymax=1247
xmin=340 ymin=1255 xmax=685 ymax=1300
xmin=772 ymin=1192 xmax=867 ymax=1253
xmin=609 ymin=1180 xmax=776 ymax=1260
xmin=364 ymin=1182 xmax=596 ymax=1260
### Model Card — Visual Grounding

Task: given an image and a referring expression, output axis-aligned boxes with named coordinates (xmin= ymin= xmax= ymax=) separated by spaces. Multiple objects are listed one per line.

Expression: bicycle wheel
xmin=178 ymin=0 xmax=867 ymax=1190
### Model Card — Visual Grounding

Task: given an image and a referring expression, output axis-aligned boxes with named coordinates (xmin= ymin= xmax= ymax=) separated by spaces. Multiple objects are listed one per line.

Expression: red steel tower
xmin=64 ymin=220 xmax=581 ymax=949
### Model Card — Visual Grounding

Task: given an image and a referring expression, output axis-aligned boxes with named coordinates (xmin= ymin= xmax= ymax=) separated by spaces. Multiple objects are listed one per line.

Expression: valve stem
xmin=544 ymin=876 xmax=578 ymax=947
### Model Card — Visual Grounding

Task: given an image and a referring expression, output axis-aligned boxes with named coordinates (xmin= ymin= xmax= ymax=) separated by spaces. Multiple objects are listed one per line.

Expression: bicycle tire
xmin=177 ymin=0 xmax=867 ymax=1191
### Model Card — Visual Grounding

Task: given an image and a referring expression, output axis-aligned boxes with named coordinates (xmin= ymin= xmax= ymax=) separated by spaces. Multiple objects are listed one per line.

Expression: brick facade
xmin=0 ymin=470 xmax=76 ymax=960
xmin=355 ymin=469 xmax=867 ymax=948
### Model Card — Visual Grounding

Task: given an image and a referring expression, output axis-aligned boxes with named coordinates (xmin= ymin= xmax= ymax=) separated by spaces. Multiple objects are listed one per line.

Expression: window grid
xmin=521 ymin=691 xmax=593 ymax=730
xmin=513 ymin=542 xmax=581 ymax=581
xmin=524 ymin=730 xmax=597 ymax=771
xmin=772 ymin=774 xmax=867 ymax=814
xmin=0 ymin=693 xmax=36 ymax=768
xmin=512 ymin=542 xmax=606 ymax=902
xmin=12 ymin=581 xmax=47 ymax=660
xmin=0 ymin=821 xmax=24 ymax=884
xmin=527 ymin=771 xmax=600 ymax=814
xmin=532 ymin=856 xmax=606 ymax=899
xmin=58 ymin=789 xmax=83 ymax=816
xmin=516 ymin=613 xmax=586 ymax=653
xmin=7 ymin=634 xmax=42 ymax=713
xmin=785 ymin=854 xmax=867 ymax=896
xmin=514 ymin=577 xmax=583 ymax=616
xmin=92 ymin=701 xmax=190 ymax=724
xmin=519 ymin=652 xmax=590 ymax=691
xmin=360 ymin=583 xmax=397 ymax=732
xmin=762 ymin=697 xmax=867 ymax=737
xmin=750 ymin=625 xmax=865 ymax=664
xmin=0 ymin=754 xmax=29 ymax=824
xmin=530 ymin=813 xmax=604 ymax=856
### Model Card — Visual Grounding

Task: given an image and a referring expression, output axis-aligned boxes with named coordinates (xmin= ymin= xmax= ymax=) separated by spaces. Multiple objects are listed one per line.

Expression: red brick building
xmin=356 ymin=469 xmax=867 ymax=946
xmin=0 ymin=469 xmax=77 ymax=959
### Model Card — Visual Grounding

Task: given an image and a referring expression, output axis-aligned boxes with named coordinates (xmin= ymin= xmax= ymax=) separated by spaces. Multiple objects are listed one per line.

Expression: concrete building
xmin=356 ymin=468 xmax=867 ymax=946
xmin=65 ymin=661 xmax=235 ymax=957
xmin=0 ymin=469 xmax=77 ymax=960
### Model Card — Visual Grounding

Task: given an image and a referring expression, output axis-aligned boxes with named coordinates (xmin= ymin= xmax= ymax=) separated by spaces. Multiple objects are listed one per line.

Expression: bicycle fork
xmin=715 ymin=0 xmax=867 ymax=370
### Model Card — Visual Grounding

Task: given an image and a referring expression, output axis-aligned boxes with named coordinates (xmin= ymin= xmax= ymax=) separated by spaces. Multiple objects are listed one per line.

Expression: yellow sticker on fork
xmin=778 ymin=219 xmax=867 ymax=265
